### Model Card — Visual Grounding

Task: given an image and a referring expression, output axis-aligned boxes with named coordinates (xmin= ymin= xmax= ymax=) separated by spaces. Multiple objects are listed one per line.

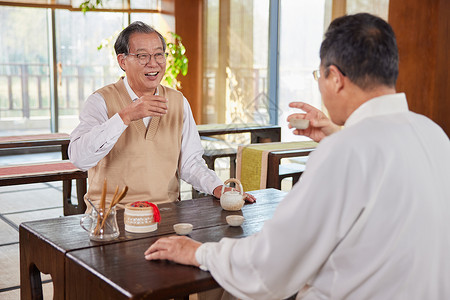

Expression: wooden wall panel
xmin=389 ymin=0 xmax=450 ymax=135
xmin=175 ymin=0 xmax=203 ymax=123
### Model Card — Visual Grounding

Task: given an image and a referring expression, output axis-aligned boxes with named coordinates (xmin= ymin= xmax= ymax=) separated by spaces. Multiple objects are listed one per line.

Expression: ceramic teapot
xmin=220 ymin=178 xmax=245 ymax=211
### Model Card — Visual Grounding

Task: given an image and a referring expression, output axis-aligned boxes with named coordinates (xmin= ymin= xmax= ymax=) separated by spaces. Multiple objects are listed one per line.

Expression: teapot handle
xmin=222 ymin=178 xmax=244 ymax=195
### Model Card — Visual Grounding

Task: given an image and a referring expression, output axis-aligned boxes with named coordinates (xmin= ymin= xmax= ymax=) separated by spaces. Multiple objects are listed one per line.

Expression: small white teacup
xmin=289 ymin=118 xmax=310 ymax=130
xmin=226 ymin=215 xmax=245 ymax=227
xmin=173 ymin=223 xmax=193 ymax=235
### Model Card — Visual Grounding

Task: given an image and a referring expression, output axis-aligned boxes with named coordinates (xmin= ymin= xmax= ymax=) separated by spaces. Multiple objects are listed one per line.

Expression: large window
xmin=55 ymin=10 xmax=126 ymax=133
xmin=277 ymin=0 xmax=388 ymax=142
xmin=278 ymin=0 xmax=326 ymax=141
xmin=202 ymin=0 xmax=326 ymax=143
xmin=0 ymin=6 xmax=52 ymax=135
xmin=203 ymin=0 xmax=270 ymax=126
xmin=0 ymin=0 xmax=389 ymax=137
xmin=0 ymin=1 xmax=175 ymax=136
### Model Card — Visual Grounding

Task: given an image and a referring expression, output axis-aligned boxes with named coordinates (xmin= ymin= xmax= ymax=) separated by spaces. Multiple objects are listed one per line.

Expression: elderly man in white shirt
xmin=69 ymin=21 xmax=255 ymax=208
xmin=144 ymin=13 xmax=450 ymax=299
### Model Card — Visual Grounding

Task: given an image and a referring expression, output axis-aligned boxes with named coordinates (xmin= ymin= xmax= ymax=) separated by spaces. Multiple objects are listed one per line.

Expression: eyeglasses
xmin=312 ymin=65 xmax=346 ymax=81
xmin=127 ymin=52 xmax=168 ymax=65
xmin=312 ymin=69 xmax=321 ymax=81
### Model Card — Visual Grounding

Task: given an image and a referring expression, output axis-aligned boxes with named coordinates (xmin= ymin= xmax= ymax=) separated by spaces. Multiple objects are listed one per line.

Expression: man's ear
xmin=117 ymin=54 xmax=126 ymax=72
xmin=328 ymin=65 xmax=345 ymax=93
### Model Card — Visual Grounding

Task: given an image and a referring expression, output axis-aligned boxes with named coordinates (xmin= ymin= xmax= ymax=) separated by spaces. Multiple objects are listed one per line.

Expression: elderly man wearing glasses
xmin=145 ymin=13 xmax=450 ymax=300
xmin=69 ymin=21 xmax=255 ymax=209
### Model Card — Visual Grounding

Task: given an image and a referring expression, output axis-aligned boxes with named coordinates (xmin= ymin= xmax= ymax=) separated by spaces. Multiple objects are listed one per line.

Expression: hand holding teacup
xmin=288 ymin=101 xmax=341 ymax=142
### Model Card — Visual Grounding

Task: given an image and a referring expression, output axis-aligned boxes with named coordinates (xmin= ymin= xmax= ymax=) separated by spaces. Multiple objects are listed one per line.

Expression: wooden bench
xmin=267 ymin=148 xmax=314 ymax=189
xmin=278 ymin=163 xmax=306 ymax=186
xmin=0 ymin=134 xmax=88 ymax=215
xmin=0 ymin=161 xmax=87 ymax=215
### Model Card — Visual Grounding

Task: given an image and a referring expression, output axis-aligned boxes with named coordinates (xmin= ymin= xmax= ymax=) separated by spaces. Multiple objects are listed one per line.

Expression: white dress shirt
xmin=196 ymin=93 xmax=450 ymax=299
xmin=68 ymin=77 xmax=222 ymax=195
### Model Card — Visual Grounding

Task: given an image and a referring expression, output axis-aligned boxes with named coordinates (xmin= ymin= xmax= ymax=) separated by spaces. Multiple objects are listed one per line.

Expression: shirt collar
xmin=123 ymin=76 xmax=159 ymax=101
xmin=345 ymin=93 xmax=409 ymax=127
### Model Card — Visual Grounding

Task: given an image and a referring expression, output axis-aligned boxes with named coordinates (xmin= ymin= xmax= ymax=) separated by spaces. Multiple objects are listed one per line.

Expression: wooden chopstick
xmin=94 ymin=179 xmax=108 ymax=235
xmin=98 ymin=185 xmax=128 ymax=232
xmin=100 ymin=178 xmax=107 ymax=212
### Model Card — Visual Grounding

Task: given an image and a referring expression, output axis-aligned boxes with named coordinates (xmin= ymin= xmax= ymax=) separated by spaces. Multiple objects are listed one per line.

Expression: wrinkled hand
xmin=213 ymin=185 xmax=256 ymax=203
xmin=144 ymin=236 xmax=201 ymax=266
xmin=287 ymin=102 xmax=341 ymax=142
xmin=119 ymin=95 xmax=168 ymax=125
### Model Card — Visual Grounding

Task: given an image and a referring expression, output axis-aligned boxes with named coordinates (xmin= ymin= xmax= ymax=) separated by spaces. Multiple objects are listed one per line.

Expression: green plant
xmin=165 ymin=32 xmax=189 ymax=90
xmin=80 ymin=0 xmax=103 ymax=13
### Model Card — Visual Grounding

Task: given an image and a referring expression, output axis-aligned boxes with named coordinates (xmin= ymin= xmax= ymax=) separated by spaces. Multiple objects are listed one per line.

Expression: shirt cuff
xmin=112 ymin=112 xmax=128 ymax=129
xmin=207 ymin=176 xmax=224 ymax=196
xmin=195 ymin=243 xmax=209 ymax=271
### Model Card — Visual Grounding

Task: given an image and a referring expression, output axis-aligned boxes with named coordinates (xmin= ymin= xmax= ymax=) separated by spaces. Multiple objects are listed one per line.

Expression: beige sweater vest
xmin=86 ymin=79 xmax=183 ymax=209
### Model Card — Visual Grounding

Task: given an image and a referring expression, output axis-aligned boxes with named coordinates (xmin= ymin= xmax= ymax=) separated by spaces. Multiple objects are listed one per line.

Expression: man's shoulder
xmin=95 ymin=79 xmax=124 ymax=95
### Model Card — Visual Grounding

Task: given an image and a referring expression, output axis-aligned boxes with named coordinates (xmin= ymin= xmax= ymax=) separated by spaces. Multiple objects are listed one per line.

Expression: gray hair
xmin=114 ymin=21 xmax=166 ymax=55
xmin=320 ymin=13 xmax=399 ymax=90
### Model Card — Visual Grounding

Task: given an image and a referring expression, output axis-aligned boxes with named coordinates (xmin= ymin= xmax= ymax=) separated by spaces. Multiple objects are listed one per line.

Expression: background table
xmin=197 ymin=123 xmax=281 ymax=143
xmin=0 ymin=133 xmax=70 ymax=157
xmin=20 ymin=188 xmax=286 ymax=299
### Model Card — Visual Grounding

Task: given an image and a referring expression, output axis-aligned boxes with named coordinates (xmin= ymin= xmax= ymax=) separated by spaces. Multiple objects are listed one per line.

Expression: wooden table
xmin=20 ymin=188 xmax=286 ymax=299
xmin=0 ymin=133 xmax=70 ymax=158
xmin=197 ymin=123 xmax=281 ymax=143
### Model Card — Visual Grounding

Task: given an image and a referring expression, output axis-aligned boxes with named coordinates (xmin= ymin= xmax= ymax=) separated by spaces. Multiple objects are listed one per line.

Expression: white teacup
xmin=289 ymin=118 xmax=310 ymax=130
xmin=173 ymin=223 xmax=193 ymax=235
xmin=226 ymin=215 xmax=244 ymax=227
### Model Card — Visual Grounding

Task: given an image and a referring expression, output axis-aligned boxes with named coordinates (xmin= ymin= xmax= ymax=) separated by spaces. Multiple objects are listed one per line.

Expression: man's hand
xmin=213 ymin=185 xmax=256 ymax=203
xmin=287 ymin=102 xmax=341 ymax=142
xmin=119 ymin=95 xmax=168 ymax=125
xmin=144 ymin=236 xmax=202 ymax=266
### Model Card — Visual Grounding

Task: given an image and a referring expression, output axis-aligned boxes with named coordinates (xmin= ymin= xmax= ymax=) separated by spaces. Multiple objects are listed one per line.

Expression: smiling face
xmin=117 ymin=32 xmax=166 ymax=97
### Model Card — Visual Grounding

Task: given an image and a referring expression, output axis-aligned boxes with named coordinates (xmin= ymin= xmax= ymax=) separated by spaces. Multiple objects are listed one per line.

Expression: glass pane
xmin=203 ymin=0 xmax=270 ymax=127
xmin=72 ymin=0 xmax=125 ymax=9
xmin=347 ymin=0 xmax=389 ymax=20
xmin=130 ymin=13 xmax=175 ymax=38
xmin=6 ymin=0 xmax=69 ymax=4
xmin=131 ymin=0 xmax=161 ymax=10
xmin=0 ymin=6 xmax=51 ymax=135
xmin=55 ymin=10 xmax=126 ymax=134
xmin=278 ymin=0 xmax=325 ymax=141
xmin=203 ymin=0 xmax=219 ymax=123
